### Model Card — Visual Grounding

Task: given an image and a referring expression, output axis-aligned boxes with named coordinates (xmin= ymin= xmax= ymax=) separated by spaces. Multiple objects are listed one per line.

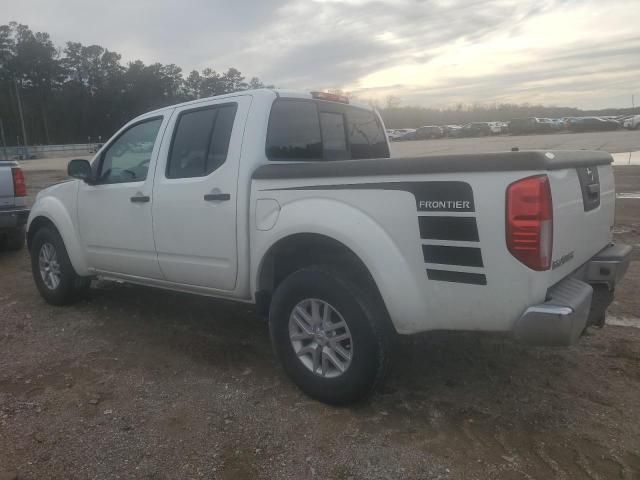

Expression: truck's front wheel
xmin=269 ymin=266 xmax=390 ymax=405
xmin=30 ymin=227 xmax=90 ymax=305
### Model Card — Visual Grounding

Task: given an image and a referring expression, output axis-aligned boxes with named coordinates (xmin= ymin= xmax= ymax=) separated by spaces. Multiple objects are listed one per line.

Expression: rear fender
xmin=253 ymin=197 xmax=427 ymax=333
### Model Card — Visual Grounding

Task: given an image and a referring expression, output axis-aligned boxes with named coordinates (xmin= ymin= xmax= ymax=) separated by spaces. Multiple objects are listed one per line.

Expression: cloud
xmin=234 ymin=0 xmax=540 ymax=86
xmin=2 ymin=0 xmax=639 ymax=108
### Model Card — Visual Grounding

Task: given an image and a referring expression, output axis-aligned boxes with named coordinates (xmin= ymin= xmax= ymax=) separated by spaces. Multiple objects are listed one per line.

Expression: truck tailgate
xmin=547 ymin=162 xmax=615 ymax=284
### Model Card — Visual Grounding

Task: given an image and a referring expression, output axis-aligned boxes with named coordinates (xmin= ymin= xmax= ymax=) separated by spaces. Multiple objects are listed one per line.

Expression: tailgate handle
xmin=587 ymin=183 xmax=600 ymax=196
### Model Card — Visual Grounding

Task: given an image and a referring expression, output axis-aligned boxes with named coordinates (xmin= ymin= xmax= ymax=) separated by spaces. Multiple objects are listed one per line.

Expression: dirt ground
xmin=1 ymin=165 xmax=639 ymax=480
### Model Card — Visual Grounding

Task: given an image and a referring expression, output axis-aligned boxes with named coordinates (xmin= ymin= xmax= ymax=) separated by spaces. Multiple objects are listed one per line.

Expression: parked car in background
xmin=415 ymin=125 xmax=444 ymax=140
xmin=394 ymin=129 xmax=418 ymax=141
xmin=0 ymin=160 xmax=28 ymax=250
xmin=443 ymin=125 xmax=462 ymax=137
xmin=623 ymin=115 xmax=640 ymax=130
xmin=487 ymin=122 xmax=503 ymax=135
xmin=509 ymin=117 xmax=556 ymax=135
xmin=386 ymin=129 xmax=409 ymax=141
xmin=537 ymin=118 xmax=562 ymax=130
xmin=459 ymin=122 xmax=492 ymax=137
xmin=567 ymin=117 xmax=620 ymax=132
xmin=548 ymin=118 xmax=565 ymax=130
xmin=508 ymin=118 xmax=535 ymax=134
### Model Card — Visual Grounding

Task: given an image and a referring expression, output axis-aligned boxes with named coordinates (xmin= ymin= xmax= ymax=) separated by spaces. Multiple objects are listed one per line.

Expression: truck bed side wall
xmin=251 ymin=164 xmax=614 ymax=334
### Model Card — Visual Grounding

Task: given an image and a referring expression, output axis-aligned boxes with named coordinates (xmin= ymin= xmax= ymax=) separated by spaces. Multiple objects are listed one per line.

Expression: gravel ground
xmin=0 ymin=164 xmax=639 ymax=480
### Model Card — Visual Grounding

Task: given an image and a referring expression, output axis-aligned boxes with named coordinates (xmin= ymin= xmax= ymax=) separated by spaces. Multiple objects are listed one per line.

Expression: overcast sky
xmin=3 ymin=0 xmax=639 ymax=109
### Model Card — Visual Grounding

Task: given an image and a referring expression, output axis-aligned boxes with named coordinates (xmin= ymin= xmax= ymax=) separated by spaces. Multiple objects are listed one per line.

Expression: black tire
xmin=269 ymin=266 xmax=392 ymax=405
xmin=4 ymin=226 xmax=25 ymax=250
xmin=30 ymin=226 xmax=90 ymax=305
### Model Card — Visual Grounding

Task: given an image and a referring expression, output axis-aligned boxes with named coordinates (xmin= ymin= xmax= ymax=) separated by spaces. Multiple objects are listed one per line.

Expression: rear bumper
xmin=0 ymin=207 xmax=29 ymax=230
xmin=584 ymin=243 xmax=632 ymax=290
xmin=514 ymin=243 xmax=632 ymax=346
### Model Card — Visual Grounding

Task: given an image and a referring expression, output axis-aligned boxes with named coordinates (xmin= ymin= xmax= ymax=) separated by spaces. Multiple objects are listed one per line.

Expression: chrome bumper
xmin=514 ymin=243 xmax=632 ymax=346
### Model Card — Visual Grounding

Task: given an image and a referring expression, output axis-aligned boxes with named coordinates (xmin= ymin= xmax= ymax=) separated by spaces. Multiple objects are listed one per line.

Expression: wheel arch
xmin=251 ymin=195 xmax=429 ymax=333
xmin=255 ymin=232 xmax=396 ymax=331
xmin=27 ymin=215 xmax=57 ymax=250
xmin=27 ymin=200 xmax=89 ymax=276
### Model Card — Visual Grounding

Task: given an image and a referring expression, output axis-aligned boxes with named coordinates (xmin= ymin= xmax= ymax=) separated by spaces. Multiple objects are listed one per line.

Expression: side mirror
xmin=67 ymin=159 xmax=94 ymax=184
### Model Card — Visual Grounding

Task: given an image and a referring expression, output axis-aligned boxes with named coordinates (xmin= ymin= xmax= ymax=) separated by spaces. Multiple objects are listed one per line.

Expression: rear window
xmin=319 ymin=111 xmax=348 ymax=160
xmin=266 ymin=99 xmax=389 ymax=161
xmin=265 ymin=101 xmax=322 ymax=160
xmin=347 ymin=107 xmax=387 ymax=159
xmin=167 ymin=104 xmax=237 ymax=179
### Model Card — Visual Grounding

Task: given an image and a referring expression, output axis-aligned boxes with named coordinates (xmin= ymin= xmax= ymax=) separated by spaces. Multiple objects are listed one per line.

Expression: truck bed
xmin=252 ymin=150 xmax=615 ymax=334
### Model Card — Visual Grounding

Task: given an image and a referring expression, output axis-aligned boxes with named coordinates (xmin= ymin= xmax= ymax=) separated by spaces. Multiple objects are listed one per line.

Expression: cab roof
xmin=142 ymin=89 xmax=373 ymax=118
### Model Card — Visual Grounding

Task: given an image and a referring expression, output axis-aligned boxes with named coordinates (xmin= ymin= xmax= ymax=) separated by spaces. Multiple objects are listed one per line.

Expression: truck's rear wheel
xmin=30 ymin=227 xmax=90 ymax=305
xmin=269 ymin=266 xmax=390 ymax=405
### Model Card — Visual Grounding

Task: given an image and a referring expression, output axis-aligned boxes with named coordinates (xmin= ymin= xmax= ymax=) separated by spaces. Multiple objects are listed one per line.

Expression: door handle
xmin=204 ymin=193 xmax=231 ymax=201
xmin=130 ymin=194 xmax=150 ymax=203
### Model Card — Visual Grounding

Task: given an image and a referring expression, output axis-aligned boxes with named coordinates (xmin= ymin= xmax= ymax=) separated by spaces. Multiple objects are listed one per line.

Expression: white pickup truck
xmin=0 ymin=160 xmax=28 ymax=250
xmin=27 ymin=89 xmax=631 ymax=404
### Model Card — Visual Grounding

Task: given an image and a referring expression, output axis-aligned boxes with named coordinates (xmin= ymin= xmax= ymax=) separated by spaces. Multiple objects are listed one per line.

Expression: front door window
xmin=98 ymin=118 xmax=163 ymax=184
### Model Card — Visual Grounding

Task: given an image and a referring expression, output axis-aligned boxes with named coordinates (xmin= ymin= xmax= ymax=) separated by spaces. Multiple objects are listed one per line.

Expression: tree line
xmin=0 ymin=22 xmax=272 ymax=146
xmin=2 ymin=22 xmax=636 ymax=147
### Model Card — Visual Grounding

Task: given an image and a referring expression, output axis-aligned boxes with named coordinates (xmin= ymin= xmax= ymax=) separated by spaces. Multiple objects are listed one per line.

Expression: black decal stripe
xmin=423 ymin=245 xmax=484 ymax=267
xmin=261 ymin=181 xmax=475 ymax=212
xmin=427 ymin=269 xmax=487 ymax=285
xmin=419 ymin=216 xmax=479 ymax=241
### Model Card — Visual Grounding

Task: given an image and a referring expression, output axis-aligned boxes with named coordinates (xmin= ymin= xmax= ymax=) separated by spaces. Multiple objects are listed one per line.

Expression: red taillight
xmin=506 ymin=175 xmax=553 ymax=271
xmin=11 ymin=167 xmax=27 ymax=197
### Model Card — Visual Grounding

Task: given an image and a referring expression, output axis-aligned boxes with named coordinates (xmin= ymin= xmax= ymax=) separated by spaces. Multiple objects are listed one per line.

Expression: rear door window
xmin=167 ymin=104 xmax=237 ymax=179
